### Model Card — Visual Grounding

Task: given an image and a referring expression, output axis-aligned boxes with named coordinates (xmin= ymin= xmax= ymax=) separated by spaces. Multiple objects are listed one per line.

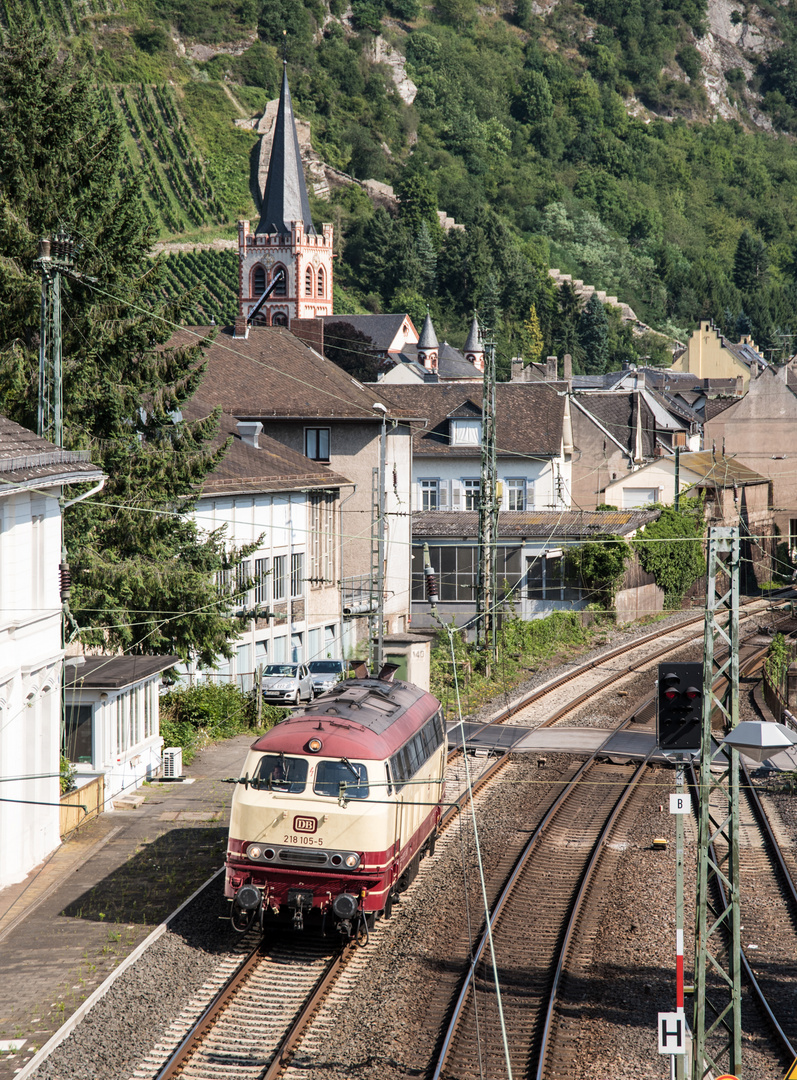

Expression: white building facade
xmin=0 ymin=417 xmax=104 ymax=888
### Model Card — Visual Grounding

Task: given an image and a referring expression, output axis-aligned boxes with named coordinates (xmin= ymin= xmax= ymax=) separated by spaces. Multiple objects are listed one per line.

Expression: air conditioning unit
xmin=162 ymin=747 xmax=183 ymax=779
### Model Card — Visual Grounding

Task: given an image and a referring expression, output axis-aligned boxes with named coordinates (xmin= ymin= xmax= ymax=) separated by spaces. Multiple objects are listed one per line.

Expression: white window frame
xmin=462 ymin=478 xmax=480 ymax=511
xmin=451 ymin=419 xmax=482 ymax=446
xmin=419 ymin=479 xmax=439 ymax=511
xmin=505 ymin=478 xmax=527 ymax=511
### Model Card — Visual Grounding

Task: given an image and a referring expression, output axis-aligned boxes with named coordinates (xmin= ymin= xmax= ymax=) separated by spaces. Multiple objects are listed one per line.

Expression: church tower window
xmin=253 ymin=265 xmax=266 ymax=296
xmin=273 ymin=312 xmax=288 ymax=326
xmin=317 ymin=267 xmax=325 ymax=297
xmin=305 ymin=266 xmax=313 ymax=296
xmin=272 ymin=266 xmax=287 ymax=297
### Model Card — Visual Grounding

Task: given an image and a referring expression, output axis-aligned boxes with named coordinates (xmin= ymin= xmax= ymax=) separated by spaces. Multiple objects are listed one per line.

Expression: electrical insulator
xmin=424 ymin=564 xmax=439 ymax=602
xmin=59 ymin=562 xmax=72 ymax=602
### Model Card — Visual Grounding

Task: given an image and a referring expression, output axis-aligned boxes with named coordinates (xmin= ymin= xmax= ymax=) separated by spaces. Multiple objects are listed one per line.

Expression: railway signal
xmin=657 ymin=662 xmax=703 ymax=753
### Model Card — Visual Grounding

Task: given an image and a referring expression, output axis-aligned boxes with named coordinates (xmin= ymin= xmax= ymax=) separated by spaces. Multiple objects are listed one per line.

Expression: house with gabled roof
xmin=168 ymin=325 xmax=415 ymax=648
xmin=704 ymin=362 xmax=797 ymax=557
xmin=378 ymin=382 xmax=572 ymax=515
xmin=670 ymin=320 xmax=768 ymax=390
xmin=182 ymin=398 xmax=352 ymax=677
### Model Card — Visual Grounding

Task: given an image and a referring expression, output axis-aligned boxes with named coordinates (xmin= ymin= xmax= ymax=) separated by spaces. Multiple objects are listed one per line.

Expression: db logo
xmin=294 ymin=816 xmax=317 ymax=833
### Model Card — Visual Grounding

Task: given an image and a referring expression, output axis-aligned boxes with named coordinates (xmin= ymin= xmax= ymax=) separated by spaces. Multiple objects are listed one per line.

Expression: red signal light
xmin=664 ymin=688 xmax=679 ymax=701
xmin=684 ymin=687 xmax=700 ymax=701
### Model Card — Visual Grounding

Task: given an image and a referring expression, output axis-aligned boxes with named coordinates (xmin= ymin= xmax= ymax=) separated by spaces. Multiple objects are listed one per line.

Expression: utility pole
xmin=674 ymin=445 xmax=681 ymax=512
xmin=693 ymin=526 xmax=741 ymax=1079
xmin=476 ymin=321 xmax=498 ymax=675
xmin=34 ymin=233 xmax=75 ymax=447
xmin=371 ymin=403 xmax=388 ymax=674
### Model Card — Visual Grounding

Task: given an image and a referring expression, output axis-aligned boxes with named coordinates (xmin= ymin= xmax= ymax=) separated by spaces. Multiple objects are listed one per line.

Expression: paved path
xmin=0 ymin=734 xmax=254 ymax=1079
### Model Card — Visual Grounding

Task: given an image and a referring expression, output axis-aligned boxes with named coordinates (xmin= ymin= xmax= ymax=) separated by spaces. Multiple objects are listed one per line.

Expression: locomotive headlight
xmin=308 ymin=738 xmax=323 ymax=753
xmin=345 ymin=854 xmax=358 ymax=868
xmin=248 ymin=845 xmax=262 ymax=860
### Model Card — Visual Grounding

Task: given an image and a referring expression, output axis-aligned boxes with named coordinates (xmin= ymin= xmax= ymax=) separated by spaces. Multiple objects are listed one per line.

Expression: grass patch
xmin=431 ymin=611 xmax=599 ymax=718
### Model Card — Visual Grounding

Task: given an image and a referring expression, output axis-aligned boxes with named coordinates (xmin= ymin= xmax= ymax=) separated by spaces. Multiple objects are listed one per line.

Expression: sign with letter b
xmin=658 ymin=1012 xmax=686 ymax=1054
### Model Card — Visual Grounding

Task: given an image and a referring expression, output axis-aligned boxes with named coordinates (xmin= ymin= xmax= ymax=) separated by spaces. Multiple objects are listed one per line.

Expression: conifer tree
xmin=0 ymin=15 xmax=251 ymax=665
xmin=577 ymin=294 xmax=609 ymax=375
xmin=733 ymin=230 xmax=768 ymax=293
xmin=521 ymin=304 xmax=544 ymax=364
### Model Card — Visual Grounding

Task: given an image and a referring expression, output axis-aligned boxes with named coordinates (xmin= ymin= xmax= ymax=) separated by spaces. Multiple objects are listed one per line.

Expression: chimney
xmin=563 ymin=353 xmax=572 ymax=381
xmin=237 ymin=421 xmax=262 ymax=448
xmin=735 ymin=375 xmax=744 ymax=395
xmin=546 ymin=355 xmax=558 ymax=379
xmin=511 ymin=357 xmax=525 ymax=382
xmin=233 ymin=316 xmax=249 ymax=340
xmin=291 ymin=317 xmax=324 ymax=354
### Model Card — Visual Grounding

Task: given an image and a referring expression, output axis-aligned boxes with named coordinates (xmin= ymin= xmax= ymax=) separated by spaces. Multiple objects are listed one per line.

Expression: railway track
xmin=124 ymin=600 xmax=791 ymax=1080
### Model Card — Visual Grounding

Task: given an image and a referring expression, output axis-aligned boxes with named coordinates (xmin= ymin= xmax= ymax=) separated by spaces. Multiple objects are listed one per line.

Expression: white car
xmin=307 ymin=659 xmax=348 ymax=696
xmin=261 ymin=663 xmax=313 ymax=705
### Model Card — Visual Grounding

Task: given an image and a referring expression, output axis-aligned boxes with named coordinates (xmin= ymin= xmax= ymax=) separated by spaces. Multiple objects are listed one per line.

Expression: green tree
xmin=0 ymin=16 xmax=250 ymax=664
xmin=578 ymin=293 xmax=609 ymax=374
xmin=323 ymin=321 xmax=380 ymax=381
xmin=395 ymin=172 xmax=439 ymax=234
xmin=733 ymin=229 xmax=768 ymax=293
xmin=521 ymin=304 xmax=545 ymax=364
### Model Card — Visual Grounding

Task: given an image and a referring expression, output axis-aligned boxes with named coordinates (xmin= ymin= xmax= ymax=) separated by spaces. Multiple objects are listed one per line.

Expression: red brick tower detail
xmin=238 ymin=63 xmax=333 ymax=327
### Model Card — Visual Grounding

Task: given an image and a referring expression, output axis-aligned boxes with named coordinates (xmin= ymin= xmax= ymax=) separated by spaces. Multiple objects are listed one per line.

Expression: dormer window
xmin=451 ymin=419 xmax=482 ymax=446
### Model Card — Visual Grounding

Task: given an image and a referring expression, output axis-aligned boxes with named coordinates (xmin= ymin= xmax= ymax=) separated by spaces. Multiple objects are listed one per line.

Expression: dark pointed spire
xmin=464 ymin=315 xmax=483 ymax=353
xmin=257 ymin=62 xmax=315 ymax=236
xmin=418 ymin=311 xmax=438 ymax=350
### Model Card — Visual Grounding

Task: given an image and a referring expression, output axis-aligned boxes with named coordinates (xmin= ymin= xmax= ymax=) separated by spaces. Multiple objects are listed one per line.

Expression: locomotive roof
xmin=250 ymin=678 xmax=441 ymax=759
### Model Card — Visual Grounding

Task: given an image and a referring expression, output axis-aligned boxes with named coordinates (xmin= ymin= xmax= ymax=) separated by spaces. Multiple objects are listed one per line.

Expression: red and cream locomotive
xmin=225 ymin=665 xmax=446 ymax=940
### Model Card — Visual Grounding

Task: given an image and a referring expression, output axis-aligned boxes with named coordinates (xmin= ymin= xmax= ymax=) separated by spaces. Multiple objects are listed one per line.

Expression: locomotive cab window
xmin=252 ymin=754 xmax=308 ymax=793
xmin=314 ymin=759 xmax=369 ymax=799
xmin=390 ymin=710 xmax=445 ymax=791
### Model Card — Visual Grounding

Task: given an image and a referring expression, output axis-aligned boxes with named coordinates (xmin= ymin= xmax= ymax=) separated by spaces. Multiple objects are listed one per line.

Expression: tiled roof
xmin=378 ymin=383 xmax=565 ymax=457
xmin=703 ymin=397 xmax=738 ymax=422
xmin=183 ymin=398 xmax=350 ymax=495
xmin=168 ymin=326 xmax=395 ymax=421
xmin=572 ymin=392 xmax=656 ymax=456
xmin=413 ymin=509 xmax=660 ymax=539
xmin=680 ymin=452 xmax=767 ymax=487
xmin=0 ymin=414 xmax=105 ymax=490
xmin=319 ymin=314 xmax=413 ymax=353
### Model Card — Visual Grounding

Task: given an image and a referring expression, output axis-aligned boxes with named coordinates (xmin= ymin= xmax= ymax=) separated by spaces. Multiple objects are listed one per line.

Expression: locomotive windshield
xmin=314 ymin=760 xmax=369 ymax=799
xmin=252 ymin=754 xmax=308 ymax=793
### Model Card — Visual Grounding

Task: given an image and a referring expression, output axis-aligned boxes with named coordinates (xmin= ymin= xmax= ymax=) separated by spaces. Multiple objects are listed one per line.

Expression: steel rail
xmin=466 ymin=597 xmax=786 ymax=741
xmin=534 ymin=752 xmax=653 ymax=1080
xmin=430 ymin=706 xmax=646 ymax=1080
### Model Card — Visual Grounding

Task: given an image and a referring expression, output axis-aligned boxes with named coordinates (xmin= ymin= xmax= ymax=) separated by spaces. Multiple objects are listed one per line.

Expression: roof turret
xmin=464 ymin=316 xmax=483 ymax=354
xmin=417 ymin=312 xmax=439 ymax=350
xmin=257 ymin=63 xmax=315 ymax=236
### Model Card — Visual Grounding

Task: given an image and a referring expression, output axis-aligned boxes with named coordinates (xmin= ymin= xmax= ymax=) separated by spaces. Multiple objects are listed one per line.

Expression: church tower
xmin=237 ymin=63 xmax=333 ymax=328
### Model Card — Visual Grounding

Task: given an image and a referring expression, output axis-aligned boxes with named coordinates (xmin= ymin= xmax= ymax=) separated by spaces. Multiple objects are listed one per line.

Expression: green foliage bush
xmin=566 ymin=535 xmax=631 ymax=609
xmin=159 ymin=683 xmax=285 ymax=763
xmin=634 ymin=499 xmax=706 ymax=609
xmin=60 ymin=754 xmax=77 ymax=795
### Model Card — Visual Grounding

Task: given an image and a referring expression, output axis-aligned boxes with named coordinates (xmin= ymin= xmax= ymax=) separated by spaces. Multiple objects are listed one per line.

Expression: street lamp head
xmin=372 ymin=402 xmax=387 ymax=414
xmin=720 ymin=720 xmax=797 ymax=763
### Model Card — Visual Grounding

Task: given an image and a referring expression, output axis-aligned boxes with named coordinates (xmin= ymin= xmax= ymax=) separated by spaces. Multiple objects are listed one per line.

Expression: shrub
xmin=159 ymin=683 xmax=285 ymax=763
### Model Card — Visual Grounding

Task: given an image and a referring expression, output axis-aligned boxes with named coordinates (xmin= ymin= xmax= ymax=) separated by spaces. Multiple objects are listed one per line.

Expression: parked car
xmin=261 ymin=663 xmax=313 ymax=705
xmin=307 ymin=658 xmax=348 ymax=696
